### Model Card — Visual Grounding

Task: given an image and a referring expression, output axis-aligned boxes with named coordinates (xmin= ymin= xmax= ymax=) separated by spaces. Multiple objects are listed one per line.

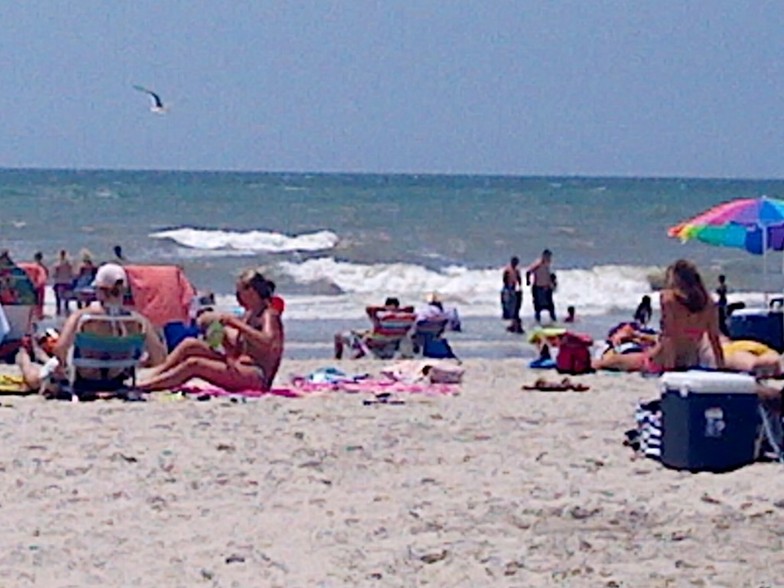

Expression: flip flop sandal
xmin=522 ymin=379 xmax=572 ymax=392
xmin=559 ymin=377 xmax=591 ymax=392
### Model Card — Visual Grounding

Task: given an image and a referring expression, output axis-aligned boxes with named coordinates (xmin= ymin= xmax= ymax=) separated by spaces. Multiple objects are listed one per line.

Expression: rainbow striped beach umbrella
xmin=668 ymin=196 xmax=784 ymax=299
xmin=668 ymin=196 xmax=784 ymax=255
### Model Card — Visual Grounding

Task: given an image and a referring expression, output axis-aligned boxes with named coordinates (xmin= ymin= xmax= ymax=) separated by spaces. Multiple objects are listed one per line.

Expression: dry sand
xmin=0 ymin=358 xmax=782 ymax=587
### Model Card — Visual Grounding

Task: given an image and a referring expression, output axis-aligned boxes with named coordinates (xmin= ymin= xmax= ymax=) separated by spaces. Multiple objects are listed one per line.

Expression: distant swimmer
xmin=132 ymin=85 xmax=167 ymax=114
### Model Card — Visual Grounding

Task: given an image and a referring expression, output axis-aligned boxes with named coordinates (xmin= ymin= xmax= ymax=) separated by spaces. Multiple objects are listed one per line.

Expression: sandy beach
xmin=0 ymin=358 xmax=781 ymax=587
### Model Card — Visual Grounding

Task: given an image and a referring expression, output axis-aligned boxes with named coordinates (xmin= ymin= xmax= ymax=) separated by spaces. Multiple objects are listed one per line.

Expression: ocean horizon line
xmin=0 ymin=165 xmax=782 ymax=184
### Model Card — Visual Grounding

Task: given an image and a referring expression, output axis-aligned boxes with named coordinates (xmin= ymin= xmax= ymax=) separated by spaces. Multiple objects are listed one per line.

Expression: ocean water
xmin=1 ymin=169 xmax=782 ymax=358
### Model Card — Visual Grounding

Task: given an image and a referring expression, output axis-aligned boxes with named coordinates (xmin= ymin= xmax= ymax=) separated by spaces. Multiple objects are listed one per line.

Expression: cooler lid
xmin=660 ymin=370 xmax=758 ymax=395
xmin=731 ymin=307 xmax=778 ymax=318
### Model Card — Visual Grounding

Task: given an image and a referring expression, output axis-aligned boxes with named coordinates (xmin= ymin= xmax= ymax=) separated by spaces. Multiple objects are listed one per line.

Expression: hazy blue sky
xmin=2 ymin=1 xmax=783 ymax=177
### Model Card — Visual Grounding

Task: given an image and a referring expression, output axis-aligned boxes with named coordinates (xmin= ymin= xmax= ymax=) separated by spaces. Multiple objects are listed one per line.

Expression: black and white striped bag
xmin=625 ymin=399 xmax=662 ymax=460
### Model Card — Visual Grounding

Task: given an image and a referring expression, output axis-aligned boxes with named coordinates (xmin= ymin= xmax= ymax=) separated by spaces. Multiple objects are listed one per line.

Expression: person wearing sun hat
xmin=417 ymin=291 xmax=462 ymax=332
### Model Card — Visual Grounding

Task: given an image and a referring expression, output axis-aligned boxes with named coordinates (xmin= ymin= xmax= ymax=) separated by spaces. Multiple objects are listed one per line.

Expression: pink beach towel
xmin=175 ymin=376 xmax=458 ymax=399
xmin=176 ymin=386 xmax=303 ymax=398
xmin=124 ymin=265 xmax=196 ymax=327
xmin=289 ymin=376 xmax=459 ymax=395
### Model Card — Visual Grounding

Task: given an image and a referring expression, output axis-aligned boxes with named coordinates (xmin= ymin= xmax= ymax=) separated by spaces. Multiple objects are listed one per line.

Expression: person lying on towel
xmin=138 ymin=269 xmax=284 ymax=392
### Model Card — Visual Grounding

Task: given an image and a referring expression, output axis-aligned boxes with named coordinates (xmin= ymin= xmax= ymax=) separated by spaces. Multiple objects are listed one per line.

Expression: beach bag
xmin=625 ymin=399 xmax=663 ymax=460
xmin=556 ymin=332 xmax=593 ymax=375
xmin=426 ymin=362 xmax=464 ymax=384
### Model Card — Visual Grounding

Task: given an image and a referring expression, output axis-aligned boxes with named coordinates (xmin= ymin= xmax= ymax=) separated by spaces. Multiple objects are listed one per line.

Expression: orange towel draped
xmin=124 ymin=265 xmax=196 ymax=328
xmin=18 ymin=263 xmax=47 ymax=290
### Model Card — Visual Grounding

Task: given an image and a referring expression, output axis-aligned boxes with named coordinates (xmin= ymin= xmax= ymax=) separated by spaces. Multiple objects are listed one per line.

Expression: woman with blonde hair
xmin=139 ymin=268 xmax=284 ymax=392
xmin=657 ymin=259 xmax=724 ymax=371
xmin=593 ymin=259 xmax=724 ymax=373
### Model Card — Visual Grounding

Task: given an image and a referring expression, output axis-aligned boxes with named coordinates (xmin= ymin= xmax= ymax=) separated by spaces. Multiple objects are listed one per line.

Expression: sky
xmin=1 ymin=1 xmax=783 ymax=178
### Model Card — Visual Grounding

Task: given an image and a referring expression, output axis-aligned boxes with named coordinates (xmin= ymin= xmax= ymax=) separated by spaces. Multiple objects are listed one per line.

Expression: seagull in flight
xmin=133 ymin=85 xmax=167 ymax=114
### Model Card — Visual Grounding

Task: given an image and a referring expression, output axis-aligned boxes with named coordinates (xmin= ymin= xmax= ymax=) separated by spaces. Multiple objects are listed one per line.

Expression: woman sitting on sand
xmin=593 ymin=260 xmax=724 ymax=373
xmin=139 ymin=269 xmax=284 ymax=392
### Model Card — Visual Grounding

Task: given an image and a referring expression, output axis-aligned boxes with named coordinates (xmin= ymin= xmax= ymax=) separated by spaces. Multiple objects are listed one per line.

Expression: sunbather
xmin=139 ymin=269 xmax=284 ymax=392
xmin=720 ymin=337 xmax=781 ymax=376
xmin=593 ymin=260 xmax=724 ymax=373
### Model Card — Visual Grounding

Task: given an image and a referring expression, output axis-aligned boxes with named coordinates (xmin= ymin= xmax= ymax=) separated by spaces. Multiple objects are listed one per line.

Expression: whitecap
xmin=149 ymin=227 xmax=339 ymax=253
xmin=275 ymin=258 xmax=660 ymax=319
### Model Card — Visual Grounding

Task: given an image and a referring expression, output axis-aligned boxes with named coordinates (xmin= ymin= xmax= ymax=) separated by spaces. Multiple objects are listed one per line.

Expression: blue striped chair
xmin=68 ymin=314 xmax=146 ymax=400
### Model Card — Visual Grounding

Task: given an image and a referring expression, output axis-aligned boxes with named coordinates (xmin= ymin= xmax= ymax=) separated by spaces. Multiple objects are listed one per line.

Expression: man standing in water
xmin=501 ymin=256 xmax=524 ymax=333
xmin=526 ymin=249 xmax=557 ymax=323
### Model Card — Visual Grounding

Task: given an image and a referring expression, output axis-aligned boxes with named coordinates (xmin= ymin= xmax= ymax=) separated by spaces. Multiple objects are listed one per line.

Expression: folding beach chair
xmin=359 ymin=312 xmax=417 ymax=359
xmin=413 ymin=317 xmax=459 ymax=360
xmin=67 ymin=314 xmax=146 ymax=400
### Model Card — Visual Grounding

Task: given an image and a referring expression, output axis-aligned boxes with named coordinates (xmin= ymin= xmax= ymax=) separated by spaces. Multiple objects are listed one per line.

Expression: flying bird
xmin=132 ymin=85 xmax=167 ymax=114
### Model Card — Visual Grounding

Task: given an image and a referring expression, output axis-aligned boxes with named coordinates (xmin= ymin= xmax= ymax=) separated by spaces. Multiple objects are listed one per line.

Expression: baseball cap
xmin=92 ymin=263 xmax=127 ymax=288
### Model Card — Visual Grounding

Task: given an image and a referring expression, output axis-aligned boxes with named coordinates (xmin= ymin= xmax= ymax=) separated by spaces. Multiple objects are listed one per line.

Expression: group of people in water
xmin=502 ymin=249 xmax=558 ymax=333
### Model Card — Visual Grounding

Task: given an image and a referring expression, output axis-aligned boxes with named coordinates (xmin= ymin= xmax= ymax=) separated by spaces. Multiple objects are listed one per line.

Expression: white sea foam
xmin=271 ymin=258 xmax=663 ymax=320
xmin=149 ymin=227 xmax=339 ymax=253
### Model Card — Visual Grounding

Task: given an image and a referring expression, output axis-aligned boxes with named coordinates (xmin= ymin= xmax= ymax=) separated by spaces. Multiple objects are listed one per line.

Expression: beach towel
xmin=124 ymin=265 xmax=196 ymax=328
xmin=290 ymin=374 xmax=460 ymax=395
xmin=304 ymin=367 xmax=369 ymax=384
xmin=175 ymin=386 xmax=303 ymax=399
xmin=0 ymin=374 xmax=29 ymax=394
xmin=380 ymin=359 xmax=464 ymax=384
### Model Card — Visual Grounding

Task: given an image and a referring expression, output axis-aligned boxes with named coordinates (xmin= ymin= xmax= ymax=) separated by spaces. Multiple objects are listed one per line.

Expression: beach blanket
xmin=292 ymin=378 xmax=459 ymax=395
xmin=172 ymin=371 xmax=460 ymax=399
xmin=174 ymin=386 xmax=303 ymax=399
xmin=380 ymin=359 xmax=464 ymax=384
xmin=0 ymin=374 xmax=29 ymax=394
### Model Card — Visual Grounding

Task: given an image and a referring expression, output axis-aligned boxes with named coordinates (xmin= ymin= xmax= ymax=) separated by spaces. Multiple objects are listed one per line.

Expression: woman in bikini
xmin=139 ymin=269 xmax=284 ymax=392
xmin=593 ymin=259 xmax=724 ymax=372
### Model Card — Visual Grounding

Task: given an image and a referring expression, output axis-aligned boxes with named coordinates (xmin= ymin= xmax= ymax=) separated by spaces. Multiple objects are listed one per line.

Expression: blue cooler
xmin=659 ymin=371 xmax=761 ymax=472
xmin=727 ymin=308 xmax=784 ymax=352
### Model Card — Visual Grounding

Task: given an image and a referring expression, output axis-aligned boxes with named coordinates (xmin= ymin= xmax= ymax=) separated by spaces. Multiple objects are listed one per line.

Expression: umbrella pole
xmin=764 ymin=226 xmax=769 ymax=306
